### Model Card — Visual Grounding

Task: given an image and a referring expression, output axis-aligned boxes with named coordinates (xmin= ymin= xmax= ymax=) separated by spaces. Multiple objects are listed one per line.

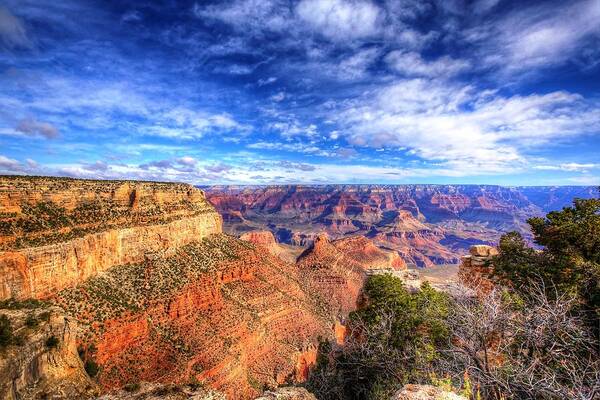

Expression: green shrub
xmin=123 ymin=383 xmax=140 ymax=392
xmin=45 ymin=335 xmax=59 ymax=348
xmin=84 ymin=359 xmax=99 ymax=377
xmin=309 ymin=275 xmax=450 ymax=400
xmin=0 ymin=315 xmax=13 ymax=348
xmin=25 ymin=314 xmax=38 ymax=328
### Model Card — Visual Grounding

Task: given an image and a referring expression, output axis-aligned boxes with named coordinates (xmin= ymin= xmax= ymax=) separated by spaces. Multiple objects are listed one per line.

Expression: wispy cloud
xmin=0 ymin=6 xmax=30 ymax=49
xmin=331 ymin=78 xmax=600 ymax=174
xmin=296 ymin=0 xmax=381 ymax=40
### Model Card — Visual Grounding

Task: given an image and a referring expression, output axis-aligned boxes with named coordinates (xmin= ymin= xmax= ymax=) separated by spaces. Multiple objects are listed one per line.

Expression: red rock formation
xmin=331 ymin=235 xmax=406 ymax=271
xmin=204 ymin=184 xmax=555 ymax=267
xmin=239 ymin=231 xmax=279 ymax=254
xmin=51 ymin=235 xmax=330 ymax=399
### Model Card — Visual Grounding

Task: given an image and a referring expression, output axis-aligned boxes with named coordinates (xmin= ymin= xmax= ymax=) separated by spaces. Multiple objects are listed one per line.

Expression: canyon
xmin=0 ymin=176 xmax=409 ymax=400
xmin=204 ymin=185 xmax=596 ymax=267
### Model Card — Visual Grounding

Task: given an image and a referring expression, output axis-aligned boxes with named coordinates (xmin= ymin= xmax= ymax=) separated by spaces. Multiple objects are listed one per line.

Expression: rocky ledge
xmin=0 ymin=176 xmax=222 ymax=299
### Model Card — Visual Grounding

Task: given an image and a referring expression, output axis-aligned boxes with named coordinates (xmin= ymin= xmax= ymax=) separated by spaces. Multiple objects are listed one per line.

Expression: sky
xmin=0 ymin=0 xmax=599 ymax=185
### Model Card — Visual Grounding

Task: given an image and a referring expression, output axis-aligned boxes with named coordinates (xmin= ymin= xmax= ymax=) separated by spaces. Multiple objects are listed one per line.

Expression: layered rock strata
xmin=0 ymin=176 xmax=222 ymax=299
xmin=54 ymin=234 xmax=329 ymax=399
xmin=204 ymin=185 xmax=595 ymax=266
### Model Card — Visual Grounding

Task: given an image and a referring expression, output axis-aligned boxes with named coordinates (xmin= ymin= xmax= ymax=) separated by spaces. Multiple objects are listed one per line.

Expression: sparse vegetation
xmin=0 ymin=298 xmax=48 ymax=310
xmin=1 ymin=179 xmax=215 ymax=251
xmin=45 ymin=335 xmax=59 ymax=348
xmin=308 ymin=276 xmax=450 ymax=400
xmin=310 ymin=194 xmax=600 ymax=400
xmin=123 ymin=382 xmax=141 ymax=392
xmin=84 ymin=359 xmax=99 ymax=378
xmin=0 ymin=314 xmax=13 ymax=348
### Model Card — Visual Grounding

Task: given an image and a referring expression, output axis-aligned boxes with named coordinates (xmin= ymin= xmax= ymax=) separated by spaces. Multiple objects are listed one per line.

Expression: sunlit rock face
xmin=458 ymin=245 xmax=499 ymax=293
xmin=1 ymin=177 xmax=372 ymax=399
xmin=393 ymin=384 xmax=467 ymax=400
xmin=0 ymin=305 xmax=96 ymax=400
xmin=0 ymin=176 xmax=222 ymax=299
xmin=204 ymin=185 xmax=596 ymax=267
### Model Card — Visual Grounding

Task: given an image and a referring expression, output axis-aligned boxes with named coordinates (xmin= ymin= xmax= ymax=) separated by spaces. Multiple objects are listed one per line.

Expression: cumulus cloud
xmin=268 ymin=121 xmax=318 ymax=139
xmin=15 ymin=118 xmax=59 ymax=139
xmin=0 ymin=155 xmax=22 ymax=170
xmin=296 ymin=0 xmax=381 ymax=40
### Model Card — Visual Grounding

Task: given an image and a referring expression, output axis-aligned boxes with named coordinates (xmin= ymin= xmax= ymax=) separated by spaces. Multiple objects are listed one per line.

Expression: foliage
xmin=45 ymin=335 xmax=59 ymax=348
xmin=443 ymin=284 xmax=599 ymax=399
xmin=123 ymin=382 xmax=140 ymax=392
xmin=492 ymin=193 xmax=600 ymax=332
xmin=0 ymin=314 xmax=12 ymax=348
xmin=84 ymin=359 xmax=100 ymax=378
xmin=308 ymin=275 xmax=450 ymax=400
xmin=0 ymin=298 xmax=48 ymax=310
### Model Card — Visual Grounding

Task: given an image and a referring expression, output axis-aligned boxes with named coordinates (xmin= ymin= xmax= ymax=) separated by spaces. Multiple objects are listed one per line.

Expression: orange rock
xmin=0 ymin=176 xmax=222 ymax=300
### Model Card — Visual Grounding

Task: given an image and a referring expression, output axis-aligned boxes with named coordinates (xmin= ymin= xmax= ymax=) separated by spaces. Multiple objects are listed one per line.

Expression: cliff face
xmin=0 ymin=176 xmax=222 ymax=299
xmin=296 ymin=234 xmax=398 ymax=318
xmin=458 ymin=245 xmax=498 ymax=293
xmin=0 ymin=304 xmax=96 ymax=400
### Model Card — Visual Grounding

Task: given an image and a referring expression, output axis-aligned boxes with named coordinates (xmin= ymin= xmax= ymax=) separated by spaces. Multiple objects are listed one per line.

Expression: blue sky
xmin=0 ymin=0 xmax=599 ymax=185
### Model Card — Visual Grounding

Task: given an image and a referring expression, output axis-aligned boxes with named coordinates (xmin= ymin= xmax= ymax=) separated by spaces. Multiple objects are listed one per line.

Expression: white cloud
xmin=268 ymin=120 xmax=318 ymax=139
xmin=247 ymin=141 xmax=331 ymax=156
xmin=15 ymin=117 xmax=59 ymax=139
xmin=194 ymin=0 xmax=290 ymax=33
xmin=0 ymin=155 xmax=21 ymax=170
xmin=258 ymin=77 xmax=277 ymax=86
xmin=338 ymin=47 xmax=380 ymax=80
xmin=270 ymin=92 xmax=286 ymax=102
xmin=331 ymin=78 xmax=600 ymax=174
xmin=534 ymin=163 xmax=600 ymax=172
xmin=385 ymin=51 xmax=470 ymax=77
xmin=470 ymin=0 xmax=600 ymax=72
xmin=296 ymin=0 xmax=381 ymax=40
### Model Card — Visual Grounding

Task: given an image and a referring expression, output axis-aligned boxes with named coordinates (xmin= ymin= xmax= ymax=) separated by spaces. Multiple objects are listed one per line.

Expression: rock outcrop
xmin=458 ymin=245 xmax=498 ymax=293
xmin=0 ymin=177 xmax=338 ymax=399
xmin=254 ymin=387 xmax=316 ymax=400
xmin=0 ymin=303 xmax=96 ymax=399
xmin=239 ymin=231 xmax=303 ymax=263
xmin=331 ymin=235 xmax=406 ymax=270
xmin=296 ymin=234 xmax=403 ymax=318
xmin=0 ymin=176 xmax=222 ymax=299
xmin=49 ymin=234 xmax=330 ymax=399
xmin=97 ymin=383 xmax=226 ymax=400
xmin=393 ymin=384 xmax=467 ymax=400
